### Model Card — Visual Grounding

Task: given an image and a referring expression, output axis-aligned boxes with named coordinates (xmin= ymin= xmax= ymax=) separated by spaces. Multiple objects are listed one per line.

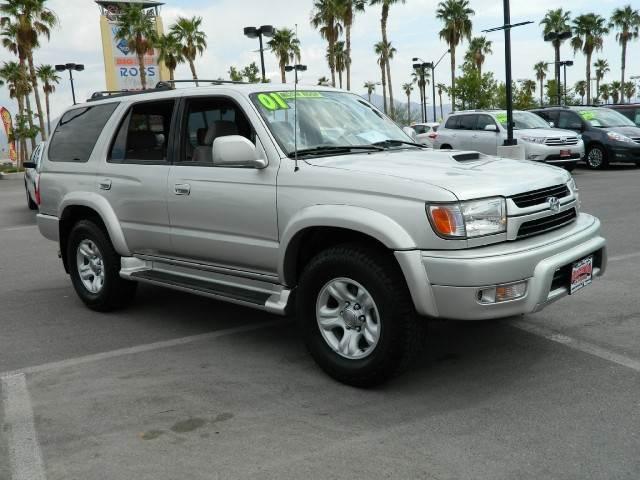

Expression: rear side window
xmin=459 ymin=115 xmax=477 ymax=130
xmin=48 ymin=103 xmax=118 ymax=162
xmin=445 ymin=116 xmax=459 ymax=129
xmin=109 ymin=100 xmax=175 ymax=163
xmin=476 ymin=115 xmax=496 ymax=130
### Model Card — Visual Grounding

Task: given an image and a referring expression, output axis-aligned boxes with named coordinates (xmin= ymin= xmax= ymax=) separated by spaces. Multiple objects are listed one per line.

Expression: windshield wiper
xmin=372 ymin=139 xmax=427 ymax=149
xmin=290 ymin=145 xmax=384 ymax=157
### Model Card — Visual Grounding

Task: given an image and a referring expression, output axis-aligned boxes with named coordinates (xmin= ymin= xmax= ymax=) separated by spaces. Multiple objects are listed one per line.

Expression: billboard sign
xmin=108 ymin=21 xmax=159 ymax=90
xmin=0 ymin=107 xmax=17 ymax=164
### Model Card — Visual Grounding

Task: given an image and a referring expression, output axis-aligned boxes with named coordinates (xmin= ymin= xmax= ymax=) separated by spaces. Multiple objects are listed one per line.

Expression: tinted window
xmin=459 ymin=115 xmax=476 ymax=130
xmin=557 ymin=111 xmax=583 ymax=130
xmin=181 ymin=97 xmax=253 ymax=164
xmin=445 ymin=116 xmax=459 ymax=129
xmin=109 ymin=100 xmax=175 ymax=163
xmin=413 ymin=125 xmax=426 ymax=134
xmin=476 ymin=115 xmax=496 ymax=131
xmin=49 ymin=103 xmax=117 ymax=162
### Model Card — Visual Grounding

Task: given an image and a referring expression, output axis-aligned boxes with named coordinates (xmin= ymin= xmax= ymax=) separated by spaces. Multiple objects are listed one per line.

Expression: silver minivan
xmin=433 ymin=110 xmax=585 ymax=170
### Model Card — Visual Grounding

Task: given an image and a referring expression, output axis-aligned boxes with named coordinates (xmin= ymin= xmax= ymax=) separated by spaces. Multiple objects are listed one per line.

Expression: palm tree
xmin=0 ymin=0 xmax=56 ymax=141
xmin=335 ymin=0 xmax=365 ymax=90
xmin=593 ymin=58 xmax=610 ymax=103
xmin=228 ymin=66 xmax=243 ymax=82
xmin=363 ymin=81 xmax=377 ymax=102
xmin=35 ymin=64 xmax=58 ymax=136
xmin=436 ymin=83 xmax=446 ymax=120
xmin=369 ymin=0 xmax=405 ymax=117
xmin=571 ymin=13 xmax=609 ymax=105
xmin=464 ymin=36 xmax=492 ymax=77
xmin=436 ymin=0 xmax=474 ymax=110
xmin=114 ymin=4 xmax=157 ymax=89
xmin=267 ymin=28 xmax=301 ymax=84
xmin=156 ymin=33 xmax=183 ymax=82
xmin=311 ymin=0 xmax=342 ymax=87
xmin=540 ymin=8 xmax=572 ymax=104
xmin=574 ymin=80 xmax=587 ymax=103
xmin=533 ymin=61 xmax=548 ymax=106
xmin=374 ymin=41 xmax=388 ymax=113
xmin=402 ymin=82 xmax=413 ymax=121
xmin=521 ymin=79 xmax=536 ymax=98
xmin=0 ymin=61 xmax=30 ymax=164
xmin=610 ymin=5 xmax=640 ymax=104
xmin=610 ymin=80 xmax=622 ymax=103
xmin=599 ymin=83 xmax=611 ymax=104
xmin=170 ymin=16 xmax=207 ymax=85
xmin=317 ymin=76 xmax=330 ymax=86
xmin=411 ymin=69 xmax=429 ymax=121
xmin=623 ymin=81 xmax=636 ymax=103
xmin=329 ymin=40 xmax=347 ymax=88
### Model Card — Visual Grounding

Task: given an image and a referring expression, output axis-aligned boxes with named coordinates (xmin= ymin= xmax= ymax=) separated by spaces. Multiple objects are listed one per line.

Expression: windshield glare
xmin=578 ymin=108 xmax=636 ymax=128
xmin=251 ymin=90 xmax=410 ymax=155
xmin=496 ymin=111 xmax=550 ymax=130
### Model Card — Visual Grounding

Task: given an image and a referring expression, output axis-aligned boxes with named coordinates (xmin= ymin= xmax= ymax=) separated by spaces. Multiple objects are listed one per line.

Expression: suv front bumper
xmin=524 ymin=141 xmax=585 ymax=164
xmin=395 ymin=213 xmax=606 ymax=320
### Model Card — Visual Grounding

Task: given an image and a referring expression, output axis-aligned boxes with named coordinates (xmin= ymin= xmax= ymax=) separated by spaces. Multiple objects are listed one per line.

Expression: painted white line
xmin=608 ymin=252 xmax=640 ymax=263
xmin=513 ymin=321 xmax=640 ymax=373
xmin=0 ymin=320 xmax=282 ymax=379
xmin=1 ymin=374 xmax=47 ymax=480
xmin=1 ymin=225 xmax=37 ymax=232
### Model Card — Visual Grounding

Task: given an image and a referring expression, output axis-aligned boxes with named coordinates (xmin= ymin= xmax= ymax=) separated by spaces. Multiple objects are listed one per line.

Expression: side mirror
xmin=23 ymin=162 xmax=37 ymax=169
xmin=403 ymin=126 xmax=417 ymax=141
xmin=548 ymin=121 xmax=555 ymax=128
xmin=211 ymin=135 xmax=267 ymax=169
xmin=484 ymin=124 xmax=498 ymax=132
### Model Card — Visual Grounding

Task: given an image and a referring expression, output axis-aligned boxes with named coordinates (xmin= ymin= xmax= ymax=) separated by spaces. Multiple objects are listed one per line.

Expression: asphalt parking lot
xmin=1 ymin=166 xmax=639 ymax=480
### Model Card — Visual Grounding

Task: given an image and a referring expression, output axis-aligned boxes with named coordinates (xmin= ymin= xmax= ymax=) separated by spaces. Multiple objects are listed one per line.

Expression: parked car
xmin=531 ymin=106 xmax=640 ymax=169
xmin=411 ymin=122 xmax=439 ymax=147
xmin=607 ymin=103 xmax=640 ymax=127
xmin=433 ymin=110 xmax=584 ymax=170
xmin=23 ymin=141 xmax=46 ymax=210
xmin=34 ymin=83 xmax=606 ymax=386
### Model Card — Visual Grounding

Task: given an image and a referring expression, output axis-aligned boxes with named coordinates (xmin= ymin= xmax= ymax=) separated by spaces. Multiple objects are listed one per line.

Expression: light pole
xmin=424 ymin=49 xmax=449 ymax=122
xmin=285 ymin=64 xmax=307 ymax=84
xmin=411 ymin=60 xmax=428 ymax=123
xmin=546 ymin=60 xmax=574 ymax=105
xmin=55 ymin=63 xmax=84 ymax=105
xmin=244 ymin=25 xmax=275 ymax=83
xmin=543 ymin=30 xmax=572 ymax=105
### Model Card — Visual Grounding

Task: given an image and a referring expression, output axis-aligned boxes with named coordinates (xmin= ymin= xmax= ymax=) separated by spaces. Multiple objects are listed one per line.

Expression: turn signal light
xmin=477 ymin=281 xmax=527 ymax=304
xmin=428 ymin=205 xmax=465 ymax=238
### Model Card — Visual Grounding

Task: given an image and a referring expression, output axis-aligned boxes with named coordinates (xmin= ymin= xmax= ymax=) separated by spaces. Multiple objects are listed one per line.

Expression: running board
xmin=122 ymin=261 xmax=291 ymax=315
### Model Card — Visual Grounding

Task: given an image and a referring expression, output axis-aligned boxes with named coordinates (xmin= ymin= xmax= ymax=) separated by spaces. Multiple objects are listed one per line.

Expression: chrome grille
xmin=517 ymin=208 xmax=577 ymax=239
xmin=510 ymin=184 xmax=570 ymax=208
xmin=545 ymin=136 xmax=579 ymax=146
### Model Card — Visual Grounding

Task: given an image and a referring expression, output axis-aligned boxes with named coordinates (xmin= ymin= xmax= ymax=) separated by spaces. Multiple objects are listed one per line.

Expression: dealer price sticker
xmin=570 ymin=255 xmax=593 ymax=294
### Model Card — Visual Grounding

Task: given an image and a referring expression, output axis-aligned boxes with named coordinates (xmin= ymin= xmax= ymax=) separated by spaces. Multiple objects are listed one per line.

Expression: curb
xmin=0 ymin=172 xmax=22 ymax=181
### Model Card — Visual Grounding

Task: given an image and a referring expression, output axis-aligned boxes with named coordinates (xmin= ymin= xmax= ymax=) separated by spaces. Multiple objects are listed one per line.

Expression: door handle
xmin=99 ymin=179 xmax=112 ymax=190
xmin=174 ymin=183 xmax=191 ymax=195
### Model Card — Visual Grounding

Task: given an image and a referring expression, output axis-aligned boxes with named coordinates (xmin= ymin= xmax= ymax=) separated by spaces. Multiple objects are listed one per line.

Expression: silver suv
xmin=434 ymin=110 xmax=585 ymax=170
xmin=35 ymin=83 xmax=607 ymax=386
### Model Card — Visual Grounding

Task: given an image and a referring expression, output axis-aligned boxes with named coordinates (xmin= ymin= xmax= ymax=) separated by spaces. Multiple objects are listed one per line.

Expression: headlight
xmin=567 ymin=178 xmax=580 ymax=210
xmin=607 ymin=131 xmax=634 ymax=143
xmin=427 ymin=197 xmax=507 ymax=239
xmin=520 ymin=135 xmax=546 ymax=144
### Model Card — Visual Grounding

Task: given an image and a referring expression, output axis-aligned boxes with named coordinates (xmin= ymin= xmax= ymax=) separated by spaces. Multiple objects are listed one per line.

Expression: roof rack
xmin=161 ymin=79 xmax=249 ymax=86
xmin=86 ymin=79 xmax=249 ymax=102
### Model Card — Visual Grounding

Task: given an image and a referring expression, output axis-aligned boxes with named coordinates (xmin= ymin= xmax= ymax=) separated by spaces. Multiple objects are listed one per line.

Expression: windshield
xmin=250 ymin=90 xmax=410 ymax=156
xmin=577 ymin=108 xmax=636 ymax=128
xmin=495 ymin=111 xmax=550 ymax=130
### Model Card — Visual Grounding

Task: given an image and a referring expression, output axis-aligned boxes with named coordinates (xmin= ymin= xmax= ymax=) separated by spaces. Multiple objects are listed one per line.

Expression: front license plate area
xmin=570 ymin=255 xmax=593 ymax=294
xmin=560 ymin=149 xmax=572 ymax=158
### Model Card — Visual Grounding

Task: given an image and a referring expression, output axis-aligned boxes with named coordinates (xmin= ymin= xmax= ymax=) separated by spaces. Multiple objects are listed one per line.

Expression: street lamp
xmin=545 ymin=60 xmax=573 ymax=105
xmin=411 ymin=60 xmax=429 ymax=123
xmin=55 ymin=63 xmax=84 ymax=105
xmin=285 ymin=64 xmax=307 ymax=84
xmin=244 ymin=25 xmax=274 ymax=83
xmin=423 ymin=49 xmax=449 ymax=122
xmin=543 ymin=30 xmax=572 ymax=105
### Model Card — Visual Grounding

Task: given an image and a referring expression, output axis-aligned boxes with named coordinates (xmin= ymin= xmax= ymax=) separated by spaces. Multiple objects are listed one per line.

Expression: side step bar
xmin=125 ymin=267 xmax=292 ymax=316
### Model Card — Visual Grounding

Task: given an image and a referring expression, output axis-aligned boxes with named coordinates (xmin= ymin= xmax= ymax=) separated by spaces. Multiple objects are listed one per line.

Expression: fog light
xmin=477 ymin=281 xmax=527 ymax=304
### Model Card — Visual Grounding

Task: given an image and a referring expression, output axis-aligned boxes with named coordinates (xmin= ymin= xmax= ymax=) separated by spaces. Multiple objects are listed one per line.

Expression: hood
xmin=603 ymin=126 xmax=640 ymax=138
xmin=515 ymin=128 xmax=577 ymax=138
xmin=305 ymin=149 xmax=570 ymax=201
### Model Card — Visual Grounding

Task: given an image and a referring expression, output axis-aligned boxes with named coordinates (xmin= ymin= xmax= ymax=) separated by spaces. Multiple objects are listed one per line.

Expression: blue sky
xmin=1 ymin=0 xmax=639 ymax=147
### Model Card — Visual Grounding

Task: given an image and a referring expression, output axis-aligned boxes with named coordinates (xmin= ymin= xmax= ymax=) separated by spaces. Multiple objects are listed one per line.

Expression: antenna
xmin=294 ymin=23 xmax=299 ymax=172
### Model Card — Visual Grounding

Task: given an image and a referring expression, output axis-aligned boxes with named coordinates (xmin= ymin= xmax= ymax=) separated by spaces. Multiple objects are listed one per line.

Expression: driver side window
xmin=557 ymin=111 xmax=583 ymax=131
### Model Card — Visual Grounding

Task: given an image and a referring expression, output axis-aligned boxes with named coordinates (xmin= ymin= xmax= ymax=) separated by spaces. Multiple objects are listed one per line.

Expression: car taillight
xmin=428 ymin=132 xmax=438 ymax=139
xmin=35 ymin=175 xmax=41 ymax=205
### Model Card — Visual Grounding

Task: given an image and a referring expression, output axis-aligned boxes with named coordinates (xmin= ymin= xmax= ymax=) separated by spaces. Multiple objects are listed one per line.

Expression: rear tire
xmin=67 ymin=220 xmax=137 ymax=312
xmin=585 ymin=144 xmax=608 ymax=170
xmin=440 ymin=144 xmax=452 ymax=150
xmin=26 ymin=185 xmax=37 ymax=210
xmin=296 ymin=244 xmax=422 ymax=387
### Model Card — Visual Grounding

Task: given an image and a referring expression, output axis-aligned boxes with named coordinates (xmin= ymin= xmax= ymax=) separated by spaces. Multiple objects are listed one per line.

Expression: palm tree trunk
xmin=169 ymin=68 xmax=175 ymax=81
xmin=620 ymin=40 xmax=627 ymax=104
xmin=27 ymin=53 xmax=46 ymax=141
xmin=407 ymin=93 xmax=410 ymax=121
xmin=189 ymin=59 xmax=199 ymax=87
xmin=450 ymin=47 xmax=456 ymax=110
xmin=24 ymin=93 xmax=36 ymax=151
xmin=380 ymin=63 xmax=387 ymax=114
xmin=380 ymin=5 xmax=394 ymax=116
xmin=554 ymin=41 xmax=561 ymax=104
xmin=417 ymin=85 xmax=424 ymax=122
xmin=596 ymin=78 xmax=600 ymax=103
xmin=586 ymin=52 xmax=592 ymax=105
xmin=137 ymin=53 xmax=147 ymax=89
xmin=346 ymin=23 xmax=352 ymax=91
xmin=16 ymin=95 xmax=27 ymax=168
xmin=539 ymin=78 xmax=544 ymax=106
xmin=328 ymin=35 xmax=336 ymax=87
xmin=439 ymin=92 xmax=443 ymax=120
xmin=281 ymin=63 xmax=287 ymax=84
xmin=368 ymin=91 xmax=372 ymax=103
xmin=44 ymin=90 xmax=51 ymax=137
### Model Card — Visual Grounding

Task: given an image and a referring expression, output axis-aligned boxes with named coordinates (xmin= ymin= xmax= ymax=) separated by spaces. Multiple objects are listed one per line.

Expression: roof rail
xmin=87 ymin=84 xmax=172 ymax=102
xmin=159 ymin=79 xmax=249 ymax=86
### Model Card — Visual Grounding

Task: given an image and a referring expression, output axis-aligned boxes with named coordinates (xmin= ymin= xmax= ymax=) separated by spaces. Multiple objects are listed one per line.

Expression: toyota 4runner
xmin=34 ymin=82 xmax=607 ymax=386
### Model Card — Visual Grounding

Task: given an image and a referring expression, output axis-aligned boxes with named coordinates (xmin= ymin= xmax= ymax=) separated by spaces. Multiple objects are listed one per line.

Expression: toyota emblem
xmin=547 ymin=196 xmax=560 ymax=213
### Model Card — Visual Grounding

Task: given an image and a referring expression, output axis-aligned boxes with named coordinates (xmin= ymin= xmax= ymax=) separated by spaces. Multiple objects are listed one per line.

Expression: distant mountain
xmin=363 ymin=93 xmax=452 ymax=122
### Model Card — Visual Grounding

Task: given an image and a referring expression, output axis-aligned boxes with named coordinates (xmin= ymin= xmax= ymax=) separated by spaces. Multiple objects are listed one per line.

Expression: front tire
xmin=297 ymin=245 xmax=422 ymax=387
xmin=67 ymin=220 xmax=137 ymax=312
xmin=585 ymin=144 xmax=608 ymax=169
